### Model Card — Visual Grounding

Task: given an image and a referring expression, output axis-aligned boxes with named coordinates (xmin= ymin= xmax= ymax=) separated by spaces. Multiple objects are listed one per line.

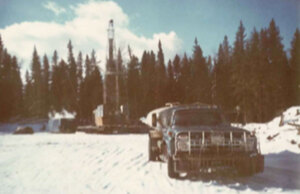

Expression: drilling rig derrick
xmin=103 ymin=19 xmax=121 ymax=125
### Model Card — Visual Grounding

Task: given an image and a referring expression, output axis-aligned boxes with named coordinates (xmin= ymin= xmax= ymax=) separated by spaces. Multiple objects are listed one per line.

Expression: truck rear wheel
xmin=168 ymin=156 xmax=179 ymax=179
xmin=256 ymin=154 xmax=264 ymax=173
xmin=148 ymin=137 xmax=157 ymax=161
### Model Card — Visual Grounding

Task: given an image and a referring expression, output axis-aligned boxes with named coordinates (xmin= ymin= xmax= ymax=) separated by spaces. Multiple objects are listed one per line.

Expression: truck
xmin=147 ymin=103 xmax=264 ymax=178
xmin=48 ymin=118 xmax=77 ymax=133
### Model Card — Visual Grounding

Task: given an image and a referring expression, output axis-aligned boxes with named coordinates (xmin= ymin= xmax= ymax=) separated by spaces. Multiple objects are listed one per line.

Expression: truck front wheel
xmin=168 ymin=156 xmax=179 ymax=179
xmin=237 ymin=157 xmax=255 ymax=177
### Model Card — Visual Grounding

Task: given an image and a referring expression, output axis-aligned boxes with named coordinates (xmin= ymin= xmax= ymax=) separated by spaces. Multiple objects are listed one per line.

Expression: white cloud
xmin=43 ymin=1 xmax=66 ymax=16
xmin=0 ymin=0 xmax=182 ymax=78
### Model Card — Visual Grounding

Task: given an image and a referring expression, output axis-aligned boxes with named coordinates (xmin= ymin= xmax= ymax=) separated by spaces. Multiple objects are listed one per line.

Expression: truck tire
xmin=148 ymin=137 xmax=157 ymax=161
xmin=168 ymin=156 xmax=179 ymax=179
xmin=256 ymin=154 xmax=264 ymax=173
xmin=237 ymin=157 xmax=255 ymax=177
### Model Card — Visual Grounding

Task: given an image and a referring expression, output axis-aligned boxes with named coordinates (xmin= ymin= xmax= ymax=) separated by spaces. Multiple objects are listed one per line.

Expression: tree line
xmin=0 ymin=19 xmax=299 ymax=122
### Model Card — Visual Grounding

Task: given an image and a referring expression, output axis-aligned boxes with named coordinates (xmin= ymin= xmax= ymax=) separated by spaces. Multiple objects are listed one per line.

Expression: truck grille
xmin=176 ymin=131 xmax=245 ymax=155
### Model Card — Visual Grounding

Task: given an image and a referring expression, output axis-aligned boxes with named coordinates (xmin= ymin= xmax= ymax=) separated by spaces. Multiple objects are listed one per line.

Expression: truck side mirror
xmin=152 ymin=114 xmax=157 ymax=127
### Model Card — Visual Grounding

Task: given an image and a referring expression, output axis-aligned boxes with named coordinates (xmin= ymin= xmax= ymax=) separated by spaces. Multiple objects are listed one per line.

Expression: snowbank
xmin=243 ymin=106 xmax=300 ymax=154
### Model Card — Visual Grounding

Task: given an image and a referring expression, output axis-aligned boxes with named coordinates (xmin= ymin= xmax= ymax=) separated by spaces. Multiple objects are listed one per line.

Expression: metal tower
xmin=103 ymin=19 xmax=120 ymax=123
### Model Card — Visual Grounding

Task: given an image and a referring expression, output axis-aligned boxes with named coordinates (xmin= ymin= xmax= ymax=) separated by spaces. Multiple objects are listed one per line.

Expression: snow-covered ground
xmin=0 ymin=133 xmax=299 ymax=194
xmin=242 ymin=106 xmax=300 ymax=154
xmin=0 ymin=106 xmax=299 ymax=194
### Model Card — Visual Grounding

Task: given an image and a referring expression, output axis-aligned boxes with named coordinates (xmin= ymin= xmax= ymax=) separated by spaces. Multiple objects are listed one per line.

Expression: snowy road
xmin=0 ymin=133 xmax=299 ymax=194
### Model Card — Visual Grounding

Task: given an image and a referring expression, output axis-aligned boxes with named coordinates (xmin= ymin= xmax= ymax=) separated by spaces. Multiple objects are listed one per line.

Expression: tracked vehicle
xmin=147 ymin=103 xmax=264 ymax=178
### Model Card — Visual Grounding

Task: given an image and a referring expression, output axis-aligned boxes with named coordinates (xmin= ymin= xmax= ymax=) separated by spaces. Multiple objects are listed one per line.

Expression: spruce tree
xmin=231 ymin=21 xmax=250 ymax=122
xmin=24 ymin=70 xmax=33 ymax=117
xmin=172 ymin=54 xmax=181 ymax=102
xmin=0 ymin=51 xmax=23 ymax=120
xmin=67 ymin=40 xmax=78 ymax=112
xmin=258 ymin=28 xmax=274 ymax=121
xmin=191 ymin=38 xmax=210 ymax=103
xmin=117 ymin=49 xmax=126 ymax=106
xmin=214 ymin=36 xmax=234 ymax=110
xmin=11 ymin=56 xmax=23 ymax=117
xmin=179 ymin=53 xmax=192 ymax=103
xmin=78 ymin=55 xmax=92 ymax=119
xmin=149 ymin=51 xmax=157 ymax=110
xmin=30 ymin=47 xmax=43 ymax=117
xmin=166 ymin=60 xmax=175 ymax=102
xmin=290 ymin=29 xmax=300 ymax=105
xmin=267 ymin=19 xmax=289 ymax=116
xmin=90 ymin=66 xmax=103 ymax=116
xmin=127 ymin=54 xmax=141 ymax=119
xmin=140 ymin=51 xmax=150 ymax=114
xmin=247 ymin=28 xmax=263 ymax=121
xmin=85 ymin=54 xmax=91 ymax=77
xmin=155 ymin=40 xmax=167 ymax=107
xmin=50 ymin=50 xmax=60 ymax=111
xmin=42 ymin=54 xmax=50 ymax=116
xmin=77 ymin=52 xmax=83 ymax=88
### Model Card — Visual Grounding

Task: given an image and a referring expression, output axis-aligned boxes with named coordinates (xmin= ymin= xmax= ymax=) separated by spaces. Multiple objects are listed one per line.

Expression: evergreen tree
xmin=127 ymin=54 xmax=141 ymax=119
xmin=258 ymin=28 xmax=274 ymax=121
xmin=90 ymin=50 xmax=97 ymax=72
xmin=140 ymin=51 xmax=149 ymax=110
xmin=179 ymin=53 xmax=192 ymax=103
xmin=0 ymin=38 xmax=22 ymax=119
xmin=0 ymin=50 xmax=23 ymax=120
xmin=166 ymin=60 xmax=175 ymax=102
xmin=89 ymin=50 xmax=103 ymax=109
xmin=267 ymin=19 xmax=289 ymax=116
xmin=11 ymin=56 xmax=23 ymax=117
xmin=30 ymin=47 xmax=43 ymax=117
xmin=247 ymin=28 xmax=263 ymax=121
xmin=140 ymin=51 xmax=157 ymax=114
xmin=50 ymin=50 xmax=61 ymax=111
xmin=117 ymin=49 xmax=126 ymax=106
xmin=85 ymin=54 xmax=91 ymax=77
xmin=155 ymin=40 xmax=167 ymax=107
xmin=172 ymin=54 xmax=181 ymax=102
xmin=0 ymin=48 xmax=10 ymax=120
xmin=24 ymin=70 xmax=33 ymax=117
xmin=67 ymin=40 xmax=78 ymax=111
xmin=231 ymin=21 xmax=251 ymax=122
xmin=214 ymin=36 xmax=233 ymax=110
xmin=78 ymin=51 xmax=103 ymax=120
xmin=76 ymin=52 xmax=83 ymax=117
xmin=290 ymin=29 xmax=300 ymax=105
xmin=90 ymin=66 xmax=103 ymax=115
xmin=77 ymin=52 xmax=83 ymax=88
xmin=42 ymin=54 xmax=50 ymax=116
xmin=78 ymin=55 xmax=92 ymax=119
xmin=190 ymin=38 xmax=211 ymax=103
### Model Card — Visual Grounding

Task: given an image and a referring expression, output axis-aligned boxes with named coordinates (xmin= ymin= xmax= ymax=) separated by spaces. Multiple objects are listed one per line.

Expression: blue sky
xmin=0 ymin=0 xmax=299 ymax=71
xmin=118 ymin=0 xmax=299 ymax=54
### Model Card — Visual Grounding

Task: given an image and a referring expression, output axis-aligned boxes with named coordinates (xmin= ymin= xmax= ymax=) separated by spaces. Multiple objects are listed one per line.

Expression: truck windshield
xmin=173 ymin=109 xmax=223 ymax=126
